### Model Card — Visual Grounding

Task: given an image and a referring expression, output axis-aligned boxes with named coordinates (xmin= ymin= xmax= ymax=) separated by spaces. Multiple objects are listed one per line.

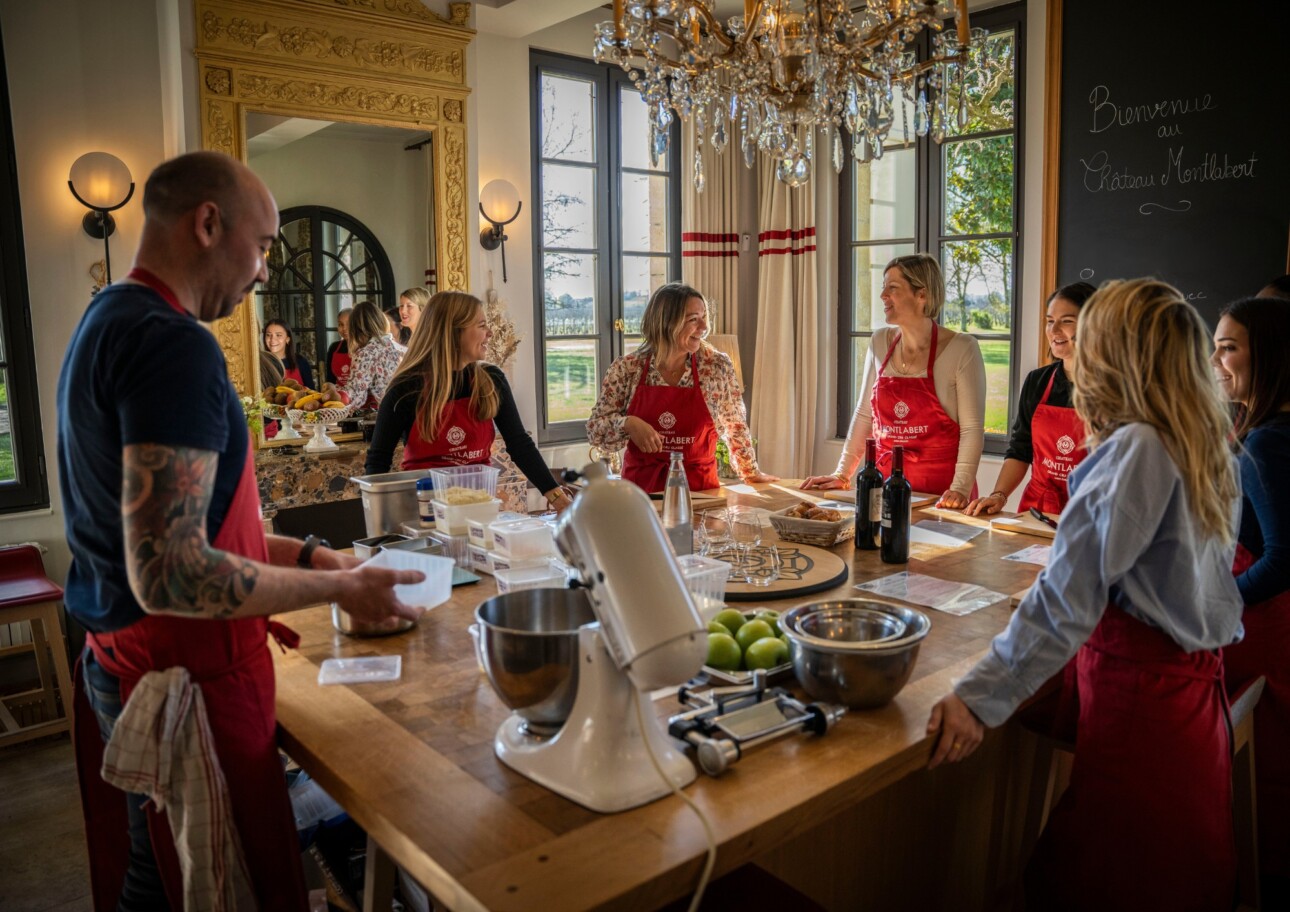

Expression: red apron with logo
xmin=621 ymin=354 xmax=720 ymax=494
xmin=330 ymin=346 xmax=352 ymax=384
xmin=1026 ymin=605 xmax=1236 ymax=912
xmin=401 ymin=395 xmax=496 ymax=470
xmin=282 ymin=365 xmax=303 ymax=385
xmin=1224 ymin=543 xmax=1290 ymax=879
xmin=73 ymin=268 xmax=308 ymax=911
xmin=1018 ymin=368 xmax=1087 ymax=513
xmin=871 ymin=325 xmax=977 ymax=498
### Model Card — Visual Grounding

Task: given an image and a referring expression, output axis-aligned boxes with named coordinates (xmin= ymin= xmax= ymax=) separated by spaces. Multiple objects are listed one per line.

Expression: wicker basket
xmin=769 ymin=505 xmax=855 ymax=547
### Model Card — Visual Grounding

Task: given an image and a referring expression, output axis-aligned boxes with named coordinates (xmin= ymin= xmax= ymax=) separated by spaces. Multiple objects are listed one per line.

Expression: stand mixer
xmin=481 ymin=461 xmax=708 ymax=813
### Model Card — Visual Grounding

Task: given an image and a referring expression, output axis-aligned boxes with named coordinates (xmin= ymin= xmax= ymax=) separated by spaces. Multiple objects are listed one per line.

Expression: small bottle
xmin=416 ymin=477 xmax=435 ymax=525
xmin=881 ymin=446 xmax=912 ymax=564
xmin=854 ymin=438 xmax=884 ymax=551
xmin=662 ymin=450 xmax=693 ymax=556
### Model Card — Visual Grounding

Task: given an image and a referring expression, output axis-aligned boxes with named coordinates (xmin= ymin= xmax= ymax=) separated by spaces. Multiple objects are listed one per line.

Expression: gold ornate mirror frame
xmin=195 ymin=0 xmax=474 ymax=393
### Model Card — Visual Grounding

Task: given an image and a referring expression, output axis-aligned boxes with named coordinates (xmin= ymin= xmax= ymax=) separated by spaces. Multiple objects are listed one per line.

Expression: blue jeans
xmin=82 ymin=647 xmax=172 ymax=912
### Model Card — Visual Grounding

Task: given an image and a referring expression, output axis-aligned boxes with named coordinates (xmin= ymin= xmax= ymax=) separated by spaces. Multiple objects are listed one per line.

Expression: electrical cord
xmin=634 ymin=696 xmax=718 ymax=912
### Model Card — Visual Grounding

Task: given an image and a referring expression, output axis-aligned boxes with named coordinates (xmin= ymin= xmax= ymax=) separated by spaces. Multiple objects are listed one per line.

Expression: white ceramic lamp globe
xmin=68 ymin=151 xmax=135 ymax=283
xmin=478 ymin=179 xmax=522 ymax=282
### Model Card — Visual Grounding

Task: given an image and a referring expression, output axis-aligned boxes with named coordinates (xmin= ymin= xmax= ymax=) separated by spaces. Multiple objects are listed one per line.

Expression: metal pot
xmin=472 ymin=588 xmax=596 ymax=736
xmin=781 ymin=600 xmax=931 ymax=709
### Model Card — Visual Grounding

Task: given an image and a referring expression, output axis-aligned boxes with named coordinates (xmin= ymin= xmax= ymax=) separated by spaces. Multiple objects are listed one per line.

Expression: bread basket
xmin=768 ymin=504 xmax=855 ymax=547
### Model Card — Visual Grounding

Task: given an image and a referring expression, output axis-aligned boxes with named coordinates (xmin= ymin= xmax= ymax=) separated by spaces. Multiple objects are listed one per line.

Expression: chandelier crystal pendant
xmin=594 ymin=0 xmax=992 ymax=189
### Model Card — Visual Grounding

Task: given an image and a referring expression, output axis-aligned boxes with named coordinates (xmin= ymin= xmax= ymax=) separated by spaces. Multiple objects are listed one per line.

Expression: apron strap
xmin=1038 ymin=364 xmax=1060 ymax=406
xmin=879 ymin=324 xmax=940 ymax=376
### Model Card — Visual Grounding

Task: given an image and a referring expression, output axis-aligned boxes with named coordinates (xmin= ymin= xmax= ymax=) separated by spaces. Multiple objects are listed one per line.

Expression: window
xmin=838 ymin=4 xmax=1022 ymax=450
xmin=0 ymin=30 xmax=48 ymax=512
xmin=531 ymin=51 xmax=681 ymax=443
xmin=256 ymin=206 xmax=395 ymax=377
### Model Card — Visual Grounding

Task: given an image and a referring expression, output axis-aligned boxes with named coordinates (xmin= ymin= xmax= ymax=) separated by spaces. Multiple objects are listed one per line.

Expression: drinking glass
xmin=745 ymin=545 xmax=782 ymax=588
xmin=695 ymin=509 xmax=731 ymax=557
xmin=728 ymin=506 xmax=762 ymax=583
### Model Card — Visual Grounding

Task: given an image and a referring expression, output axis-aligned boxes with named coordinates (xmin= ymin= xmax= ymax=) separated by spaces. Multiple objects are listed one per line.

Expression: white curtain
xmin=680 ymin=122 xmax=740 ymax=334
xmin=750 ymin=153 xmax=819 ymax=478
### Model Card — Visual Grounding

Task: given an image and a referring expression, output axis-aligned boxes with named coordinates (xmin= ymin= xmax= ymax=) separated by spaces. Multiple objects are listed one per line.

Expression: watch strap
xmin=297 ymin=534 xmax=329 ymax=569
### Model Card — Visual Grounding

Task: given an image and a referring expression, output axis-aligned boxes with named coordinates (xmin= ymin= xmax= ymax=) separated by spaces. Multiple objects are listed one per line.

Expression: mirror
xmin=245 ymin=114 xmax=435 ymax=384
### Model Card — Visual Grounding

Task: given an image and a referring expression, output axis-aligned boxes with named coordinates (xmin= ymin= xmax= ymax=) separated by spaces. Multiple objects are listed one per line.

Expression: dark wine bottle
xmin=881 ymin=445 xmax=912 ymax=564
xmin=854 ymin=438 xmax=884 ymax=550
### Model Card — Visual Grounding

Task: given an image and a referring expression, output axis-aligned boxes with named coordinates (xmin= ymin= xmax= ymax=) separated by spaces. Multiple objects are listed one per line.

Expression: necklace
xmin=899 ymin=340 xmax=925 ymax=373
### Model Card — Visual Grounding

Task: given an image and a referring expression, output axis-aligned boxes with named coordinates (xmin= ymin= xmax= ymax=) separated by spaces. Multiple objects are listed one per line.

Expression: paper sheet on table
xmin=854 ymin=571 xmax=1008 ymax=616
xmin=911 ymin=520 xmax=985 ymax=549
xmin=1002 ymin=545 xmax=1051 ymax=567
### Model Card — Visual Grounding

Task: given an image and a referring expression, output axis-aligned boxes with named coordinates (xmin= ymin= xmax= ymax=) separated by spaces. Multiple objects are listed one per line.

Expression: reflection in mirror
xmin=245 ymin=113 xmax=436 ymax=383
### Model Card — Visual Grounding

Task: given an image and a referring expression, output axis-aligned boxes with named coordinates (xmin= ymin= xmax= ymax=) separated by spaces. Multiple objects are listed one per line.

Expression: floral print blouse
xmin=341 ymin=333 xmax=406 ymax=413
xmin=587 ymin=344 xmax=762 ymax=479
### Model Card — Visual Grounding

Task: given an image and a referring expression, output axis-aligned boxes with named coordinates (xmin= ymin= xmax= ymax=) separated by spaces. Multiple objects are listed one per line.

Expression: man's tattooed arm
xmin=122 ymin=444 xmax=259 ymax=619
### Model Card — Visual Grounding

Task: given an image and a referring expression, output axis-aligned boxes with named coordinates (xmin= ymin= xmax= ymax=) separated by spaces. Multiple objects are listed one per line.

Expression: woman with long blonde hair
xmin=397 ymin=286 xmax=431 ymax=345
xmin=365 ymin=291 xmax=569 ymax=510
xmin=927 ymin=278 xmax=1243 ymax=911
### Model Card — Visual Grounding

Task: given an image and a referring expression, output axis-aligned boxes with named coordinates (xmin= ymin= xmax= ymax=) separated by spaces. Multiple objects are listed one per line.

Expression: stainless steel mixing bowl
xmin=474 ymin=588 xmax=596 ymax=735
xmin=782 ymin=600 xmax=931 ymax=709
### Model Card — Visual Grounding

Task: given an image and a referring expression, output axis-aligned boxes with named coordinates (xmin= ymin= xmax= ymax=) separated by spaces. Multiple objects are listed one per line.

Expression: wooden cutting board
xmin=989 ymin=512 xmax=1058 ymax=540
xmin=777 ymin=480 xmax=937 ymax=507
xmin=710 ymin=540 xmax=850 ymax=603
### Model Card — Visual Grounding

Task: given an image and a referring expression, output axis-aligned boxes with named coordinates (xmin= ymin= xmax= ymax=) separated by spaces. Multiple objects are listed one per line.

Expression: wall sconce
xmin=478 ymin=179 xmax=522 ymax=282
xmin=68 ymin=152 xmax=134 ymax=283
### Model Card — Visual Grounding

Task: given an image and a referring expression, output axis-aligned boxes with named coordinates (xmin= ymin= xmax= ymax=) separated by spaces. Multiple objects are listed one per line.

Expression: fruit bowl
xmin=700 ymin=609 xmax=794 ymax=685
xmin=288 ymin=406 xmax=348 ymax=426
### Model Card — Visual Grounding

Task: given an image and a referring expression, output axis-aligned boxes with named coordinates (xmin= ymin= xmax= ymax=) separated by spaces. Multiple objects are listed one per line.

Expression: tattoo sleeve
xmin=122 ymin=444 xmax=259 ymax=619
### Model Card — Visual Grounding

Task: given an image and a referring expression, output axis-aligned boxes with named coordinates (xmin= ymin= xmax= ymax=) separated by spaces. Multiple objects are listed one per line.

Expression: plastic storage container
xmin=426 ymin=529 xmax=472 ymax=568
xmin=467 ymin=511 xmax=526 ymax=549
xmin=487 ymin=551 xmax=554 ymax=575
xmin=493 ymin=562 xmax=567 ymax=594
xmin=349 ymin=470 xmax=431 ymax=537
xmin=432 ymin=497 xmax=501 ymax=535
xmin=676 ymin=554 xmax=732 ymax=619
xmin=489 ymin=518 xmax=556 ymax=560
xmin=427 ymin=464 xmax=501 ymax=498
xmin=468 ymin=543 xmax=493 ymax=575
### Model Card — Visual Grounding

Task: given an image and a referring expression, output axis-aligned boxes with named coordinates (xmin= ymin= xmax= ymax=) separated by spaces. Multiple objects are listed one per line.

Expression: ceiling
xmin=245 ymin=113 xmax=431 ymax=159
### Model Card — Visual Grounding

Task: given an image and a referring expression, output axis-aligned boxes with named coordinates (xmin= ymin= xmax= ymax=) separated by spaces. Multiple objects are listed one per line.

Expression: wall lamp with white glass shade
xmin=68 ymin=152 xmax=135 ymax=282
xmin=478 ymin=178 xmax=522 ymax=282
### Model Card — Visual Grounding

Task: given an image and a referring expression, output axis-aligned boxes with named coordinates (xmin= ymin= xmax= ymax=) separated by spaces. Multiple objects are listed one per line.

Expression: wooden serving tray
xmin=711 ymin=540 xmax=850 ymax=603
xmin=777 ymin=480 xmax=937 ymax=507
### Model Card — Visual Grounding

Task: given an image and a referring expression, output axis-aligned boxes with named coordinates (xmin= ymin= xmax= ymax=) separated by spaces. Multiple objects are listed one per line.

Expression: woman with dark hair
xmin=325 ymin=307 xmax=352 ymax=384
xmin=340 ymin=299 xmax=406 ymax=412
xmin=587 ymin=282 xmax=776 ymax=492
xmin=1257 ymin=273 xmax=1290 ymax=300
xmin=1213 ymin=296 xmax=1290 ymax=900
xmin=263 ymin=319 xmax=314 ymax=389
xmin=965 ymin=281 xmax=1096 ymax=515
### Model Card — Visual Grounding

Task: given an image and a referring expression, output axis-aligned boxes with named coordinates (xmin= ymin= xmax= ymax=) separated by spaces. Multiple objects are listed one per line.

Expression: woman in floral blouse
xmin=587 ymin=282 xmax=776 ymax=492
xmin=340 ymin=299 xmax=407 ymax=413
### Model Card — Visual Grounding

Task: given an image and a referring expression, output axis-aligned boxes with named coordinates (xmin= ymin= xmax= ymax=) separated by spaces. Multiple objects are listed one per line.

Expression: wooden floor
xmin=0 ymin=734 xmax=92 ymax=911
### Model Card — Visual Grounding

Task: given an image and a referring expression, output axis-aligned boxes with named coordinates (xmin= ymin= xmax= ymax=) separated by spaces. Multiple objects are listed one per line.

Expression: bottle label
xmin=869 ymin=489 xmax=883 ymax=524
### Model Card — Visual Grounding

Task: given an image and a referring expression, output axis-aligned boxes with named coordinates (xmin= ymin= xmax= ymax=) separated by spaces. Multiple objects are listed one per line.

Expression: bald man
xmin=57 ymin=151 xmax=422 ymax=911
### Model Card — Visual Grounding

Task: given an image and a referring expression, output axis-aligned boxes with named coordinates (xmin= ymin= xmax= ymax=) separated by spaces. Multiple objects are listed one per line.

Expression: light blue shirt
xmin=955 ymin=423 xmax=1244 ymax=728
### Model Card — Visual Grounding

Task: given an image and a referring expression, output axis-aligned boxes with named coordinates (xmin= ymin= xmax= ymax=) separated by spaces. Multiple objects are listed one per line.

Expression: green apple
xmin=713 ymin=608 xmax=747 ymax=637
xmin=745 ymin=636 xmax=789 ymax=670
xmin=705 ymin=632 xmax=742 ymax=671
xmin=754 ymin=609 xmax=782 ymax=637
xmin=707 ymin=621 xmax=730 ymax=635
xmin=734 ymin=619 xmax=776 ymax=653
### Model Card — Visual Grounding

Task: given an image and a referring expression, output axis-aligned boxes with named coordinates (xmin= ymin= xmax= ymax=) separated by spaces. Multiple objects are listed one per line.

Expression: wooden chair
xmin=1022 ymin=675 xmax=1267 ymax=912
xmin=0 ymin=545 xmax=74 ymax=747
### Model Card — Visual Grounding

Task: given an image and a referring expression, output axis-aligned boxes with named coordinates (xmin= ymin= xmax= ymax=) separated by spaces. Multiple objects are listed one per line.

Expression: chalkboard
xmin=1048 ymin=0 xmax=1290 ymax=325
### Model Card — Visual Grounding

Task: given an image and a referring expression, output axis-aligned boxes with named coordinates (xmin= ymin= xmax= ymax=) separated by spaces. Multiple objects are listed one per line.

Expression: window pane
xmin=943 ymin=135 xmax=1014 ymax=235
xmin=622 ymin=255 xmax=670 ymax=333
xmin=849 ymin=335 xmax=872 ymax=417
xmin=619 ymin=85 xmax=660 ymax=171
xmin=940 ymin=238 xmax=1014 ymax=334
xmin=944 ymin=27 xmax=1015 ymax=138
xmin=543 ymin=252 xmax=598 ymax=336
xmin=541 ymin=73 xmax=596 ymax=162
xmin=978 ymin=339 xmax=1011 ymax=437
xmin=0 ymin=370 xmax=14 ymax=483
xmin=621 ymin=173 xmax=670 ymax=252
xmin=542 ymin=163 xmax=596 ymax=249
xmin=853 ymin=146 xmax=915 ymax=241
xmin=852 ymin=242 xmax=915 ymax=331
xmin=545 ymin=339 xmax=599 ymax=423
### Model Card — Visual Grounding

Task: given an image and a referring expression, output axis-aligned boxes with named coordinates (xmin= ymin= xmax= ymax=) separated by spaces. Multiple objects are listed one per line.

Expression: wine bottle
xmin=881 ymin=445 xmax=911 ymax=564
xmin=662 ymin=450 xmax=693 ymax=556
xmin=854 ymin=437 xmax=883 ymax=550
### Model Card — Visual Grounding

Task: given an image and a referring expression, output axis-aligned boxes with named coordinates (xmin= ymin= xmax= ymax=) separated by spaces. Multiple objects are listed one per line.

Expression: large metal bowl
xmin=781 ymin=600 xmax=931 ymax=709
xmin=474 ymin=588 xmax=596 ymax=735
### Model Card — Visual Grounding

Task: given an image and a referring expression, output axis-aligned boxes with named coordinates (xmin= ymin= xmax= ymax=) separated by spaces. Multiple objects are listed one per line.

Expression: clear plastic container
xmin=432 ymin=497 xmax=501 ymax=535
xmin=427 ymin=464 xmax=501 ymax=498
xmin=489 ymin=517 xmax=556 ymax=560
xmin=487 ymin=550 xmax=554 ymax=574
xmin=493 ymin=562 xmax=567 ymax=594
xmin=468 ymin=543 xmax=493 ymax=575
xmin=677 ymin=554 xmax=732 ymax=620
xmin=467 ymin=510 xmax=526 ymax=548
xmin=426 ymin=529 xmax=472 ymax=569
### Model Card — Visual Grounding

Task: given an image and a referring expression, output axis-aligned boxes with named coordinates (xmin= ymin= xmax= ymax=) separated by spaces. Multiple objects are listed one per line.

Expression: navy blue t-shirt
xmin=57 ymin=282 xmax=248 ymax=633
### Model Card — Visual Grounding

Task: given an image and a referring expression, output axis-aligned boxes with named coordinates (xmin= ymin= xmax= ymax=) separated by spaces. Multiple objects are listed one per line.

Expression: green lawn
xmin=0 ymin=433 xmax=14 ymax=484
xmin=979 ymin=340 xmax=1011 ymax=436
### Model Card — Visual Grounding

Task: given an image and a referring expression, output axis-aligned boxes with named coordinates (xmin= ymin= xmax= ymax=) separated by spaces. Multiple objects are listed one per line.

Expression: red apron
xmin=330 ymin=346 xmax=352 ymax=385
xmin=1018 ymin=368 xmax=1087 ymax=513
xmin=282 ymin=365 xmax=303 ymax=385
xmin=73 ymin=268 xmax=308 ymax=911
xmin=871 ymin=325 xmax=977 ymax=498
xmin=1223 ymin=543 xmax=1290 ymax=879
xmin=1027 ymin=605 xmax=1236 ymax=912
xmin=621 ymin=354 xmax=719 ymax=494
xmin=401 ymin=395 xmax=496 ymax=470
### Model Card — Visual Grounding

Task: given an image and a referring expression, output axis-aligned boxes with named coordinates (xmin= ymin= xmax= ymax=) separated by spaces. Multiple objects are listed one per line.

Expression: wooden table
xmin=273 ymin=486 xmax=1051 ymax=911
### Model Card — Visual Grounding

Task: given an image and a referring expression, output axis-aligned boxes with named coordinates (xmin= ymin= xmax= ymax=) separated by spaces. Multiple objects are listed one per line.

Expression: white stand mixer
xmin=492 ymin=461 xmax=708 ymax=812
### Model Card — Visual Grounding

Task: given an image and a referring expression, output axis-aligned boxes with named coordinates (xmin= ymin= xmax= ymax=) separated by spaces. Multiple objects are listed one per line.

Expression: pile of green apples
xmin=705 ymin=608 xmax=791 ymax=672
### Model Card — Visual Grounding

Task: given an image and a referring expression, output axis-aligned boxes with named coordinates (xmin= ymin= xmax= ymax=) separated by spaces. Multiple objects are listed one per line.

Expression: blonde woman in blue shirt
xmin=927 ymin=278 xmax=1243 ymax=911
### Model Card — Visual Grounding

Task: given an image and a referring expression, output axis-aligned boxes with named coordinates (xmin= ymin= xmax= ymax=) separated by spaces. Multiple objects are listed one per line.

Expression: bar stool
xmin=1022 ymin=675 xmax=1266 ymax=911
xmin=0 ymin=545 xmax=74 ymax=747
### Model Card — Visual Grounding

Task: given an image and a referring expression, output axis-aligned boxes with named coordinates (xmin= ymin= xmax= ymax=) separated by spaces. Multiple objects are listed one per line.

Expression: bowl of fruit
xmin=701 ymin=607 xmax=794 ymax=684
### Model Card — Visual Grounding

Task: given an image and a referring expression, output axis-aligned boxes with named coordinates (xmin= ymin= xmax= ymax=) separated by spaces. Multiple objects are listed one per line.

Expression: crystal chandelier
xmin=594 ymin=0 xmax=990 ymax=188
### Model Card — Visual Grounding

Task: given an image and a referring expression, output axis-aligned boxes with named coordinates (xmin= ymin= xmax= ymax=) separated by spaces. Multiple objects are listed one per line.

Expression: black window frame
xmin=530 ymin=50 xmax=682 ymax=445
xmin=837 ymin=2 xmax=1025 ymax=455
xmin=0 ymin=27 xmax=49 ymax=513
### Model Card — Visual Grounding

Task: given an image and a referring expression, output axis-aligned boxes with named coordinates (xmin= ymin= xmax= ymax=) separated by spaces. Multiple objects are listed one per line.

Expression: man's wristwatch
xmin=297 ymin=534 xmax=330 ymax=568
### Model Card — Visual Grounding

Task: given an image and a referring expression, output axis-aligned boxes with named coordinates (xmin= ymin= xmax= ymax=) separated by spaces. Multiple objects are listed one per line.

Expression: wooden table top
xmin=272 ymin=485 xmax=1045 ymax=912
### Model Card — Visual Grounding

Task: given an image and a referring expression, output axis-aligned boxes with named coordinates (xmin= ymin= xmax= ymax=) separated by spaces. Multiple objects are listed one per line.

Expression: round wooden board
xmin=712 ymin=540 xmax=850 ymax=602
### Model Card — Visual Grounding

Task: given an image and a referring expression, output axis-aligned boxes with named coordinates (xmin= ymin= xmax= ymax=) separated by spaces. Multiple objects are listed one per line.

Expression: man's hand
xmin=926 ymin=692 xmax=986 ymax=769
xmin=624 ymin=416 xmax=663 ymax=453
xmin=332 ymin=565 xmax=426 ymax=625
